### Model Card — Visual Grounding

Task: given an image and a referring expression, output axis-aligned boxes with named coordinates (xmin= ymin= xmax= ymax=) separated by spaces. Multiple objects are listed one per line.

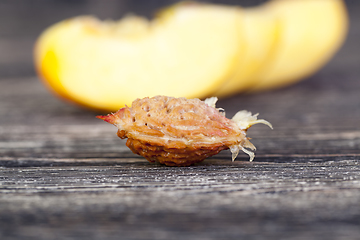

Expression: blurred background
xmin=0 ymin=0 xmax=358 ymax=80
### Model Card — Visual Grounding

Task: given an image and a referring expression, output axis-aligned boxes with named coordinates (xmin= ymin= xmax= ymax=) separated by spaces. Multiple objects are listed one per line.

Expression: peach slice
xmin=214 ymin=6 xmax=280 ymax=97
xmin=34 ymin=4 xmax=243 ymax=111
xmin=250 ymin=0 xmax=348 ymax=92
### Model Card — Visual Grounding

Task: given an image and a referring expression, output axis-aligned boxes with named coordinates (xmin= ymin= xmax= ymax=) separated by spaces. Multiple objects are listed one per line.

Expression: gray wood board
xmin=1 ymin=73 xmax=360 ymax=240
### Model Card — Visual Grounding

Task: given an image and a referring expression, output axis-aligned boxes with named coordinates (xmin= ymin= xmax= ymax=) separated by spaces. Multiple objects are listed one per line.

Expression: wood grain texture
xmin=1 ymin=1 xmax=360 ymax=239
xmin=1 ymin=76 xmax=360 ymax=240
xmin=1 ymin=158 xmax=360 ymax=240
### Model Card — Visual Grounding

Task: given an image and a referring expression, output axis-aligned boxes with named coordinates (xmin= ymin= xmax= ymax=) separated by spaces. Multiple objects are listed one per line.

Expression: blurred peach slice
xmin=214 ymin=6 xmax=280 ymax=97
xmin=250 ymin=0 xmax=348 ymax=92
xmin=34 ymin=4 xmax=243 ymax=111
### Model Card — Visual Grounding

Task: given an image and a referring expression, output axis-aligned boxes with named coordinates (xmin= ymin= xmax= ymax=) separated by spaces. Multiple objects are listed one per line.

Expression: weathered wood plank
xmin=1 ymin=71 xmax=360 ymax=240
xmin=1 ymin=158 xmax=359 ymax=240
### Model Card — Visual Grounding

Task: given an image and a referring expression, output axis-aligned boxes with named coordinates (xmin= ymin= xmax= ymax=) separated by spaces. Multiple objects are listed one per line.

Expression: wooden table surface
xmin=1 ymin=1 xmax=360 ymax=239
